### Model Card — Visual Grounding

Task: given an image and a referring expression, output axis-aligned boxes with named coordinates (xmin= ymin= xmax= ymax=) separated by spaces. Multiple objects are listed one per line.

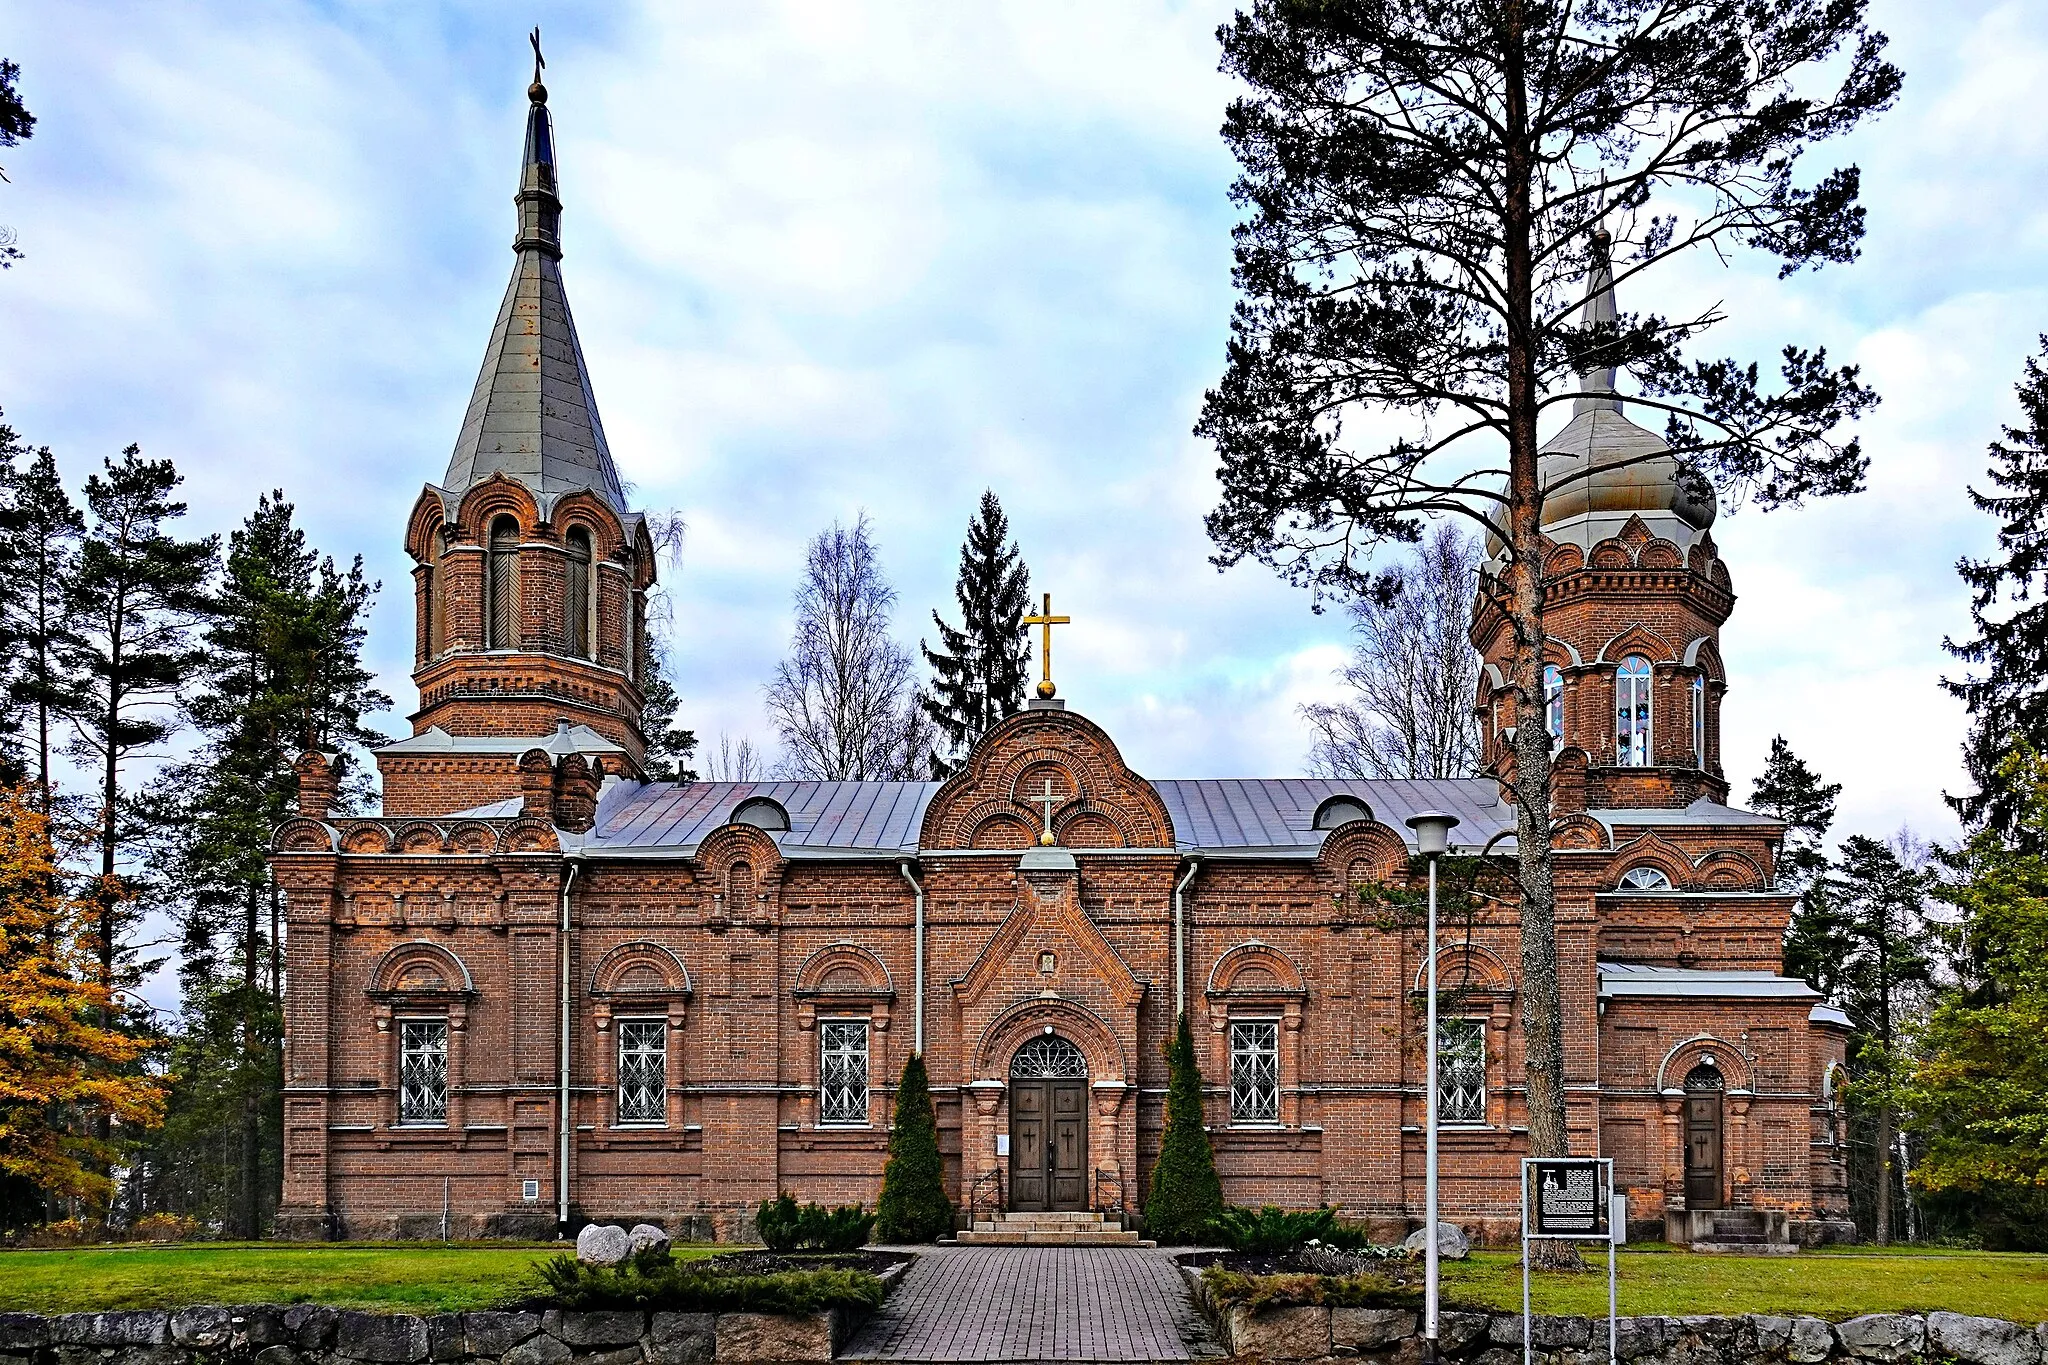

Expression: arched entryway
xmin=1683 ymin=1061 xmax=1725 ymax=1209
xmin=1009 ymin=1035 xmax=1089 ymax=1211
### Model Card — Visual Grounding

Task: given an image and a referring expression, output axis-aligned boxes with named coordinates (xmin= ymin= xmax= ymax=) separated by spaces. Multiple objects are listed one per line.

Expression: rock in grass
xmin=577 ymin=1223 xmax=633 ymax=1267
xmin=1928 ymin=1312 xmax=2043 ymax=1365
xmin=629 ymin=1224 xmax=673 ymax=1259
xmin=1402 ymin=1222 xmax=1470 ymax=1259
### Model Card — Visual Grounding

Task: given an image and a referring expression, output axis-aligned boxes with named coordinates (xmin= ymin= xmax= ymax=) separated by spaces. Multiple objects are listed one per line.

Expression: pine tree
xmin=640 ymin=639 xmax=699 ymax=783
xmin=1749 ymin=736 xmax=1846 ymax=992
xmin=920 ymin=491 xmax=1030 ymax=777
xmin=0 ymin=783 xmax=165 ymax=1209
xmin=1946 ymin=338 xmax=2048 ymax=843
xmin=60 ymin=447 xmax=218 ymax=1009
xmin=143 ymin=491 xmax=383 ymax=1236
xmin=0 ymin=56 xmax=33 ymax=269
xmin=0 ymin=436 xmax=84 ymax=813
xmin=1144 ymin=1012 xmax=1224 ymax=1243
xmin=874 ymin=1053 xmax=953 ymax=1242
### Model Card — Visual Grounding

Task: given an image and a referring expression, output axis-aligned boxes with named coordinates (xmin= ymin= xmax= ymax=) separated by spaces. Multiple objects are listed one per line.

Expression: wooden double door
xmin=1009 ymin=1078 xmax=1088 ymax=1211
xmin=1684 ymin=1091 xmax=1724 ymax=1208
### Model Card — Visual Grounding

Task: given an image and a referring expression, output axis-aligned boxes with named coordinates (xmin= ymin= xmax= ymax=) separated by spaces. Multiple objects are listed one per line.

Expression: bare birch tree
xmin=1304 ymin=523 xmax=1481 ymax=780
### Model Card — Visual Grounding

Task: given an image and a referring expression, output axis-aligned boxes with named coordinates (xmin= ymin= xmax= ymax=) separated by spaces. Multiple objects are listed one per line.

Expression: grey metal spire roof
xmin=441 ymin=67 xmax=628 ymax=513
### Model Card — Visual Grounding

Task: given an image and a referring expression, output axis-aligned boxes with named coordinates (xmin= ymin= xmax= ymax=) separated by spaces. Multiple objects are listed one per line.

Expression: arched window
xmin=1617 ymin=866 xmax=1673 ymax=891
xmin=1313 ymin=796 xmax=1370 ymax=830
xmin=425 ymin=534 xmax=445 ymax=660
xmin=1692 ymin=674 xmax=1706 ymax=767
xmin=1616 ymin=655 xmax=1651 ymax=766
xmin=487 ymin=516 xmax=520 ymax=650
xmin=565 ymin=526 xmax=593 ymax=659
xmin=733 ymin=797 xmax=790 ymax=832
xmin=1544 ymin=665 xmax=1563 ymax=741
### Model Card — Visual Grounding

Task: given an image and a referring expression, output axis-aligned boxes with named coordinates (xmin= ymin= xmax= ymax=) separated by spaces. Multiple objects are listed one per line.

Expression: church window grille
xmin=1439 ymin=1017 xmax=1487 ymax=1123
xmin=1545 ymin=665 xmax=1564 ymax=741
xmin=1010 ymin=1034 xmax=1088 ymax=1078
xmin=616 ymin=1019 xmax=667 ymax=1125
xmin=565 ymin=527 xmax=593 ymax=659
xmin=1616 ymin=656 xmax=1651 ymax=766
xmin=1230 ymin=1020 xmax=1280 ymax=1124
xmin=1692 ymin=674 xmax=1706 ymax=767
xmin=1618 ymin=866 xmax=1673 ymax=891
xmin=487 ymin=516 xmax=520 ymax=649
xmin=398 ymin=1019 xmax=448 ymax=1125
xmin=819 ymin=1020 xmax=869 ymax=1125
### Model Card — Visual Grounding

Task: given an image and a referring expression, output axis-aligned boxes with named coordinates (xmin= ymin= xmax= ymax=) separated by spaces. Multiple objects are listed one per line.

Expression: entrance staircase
xmin=953 ymin=1210 xmax=1153 ymax=1247
xmin=1686 ymin=1209 xmax=1798 ymax=1255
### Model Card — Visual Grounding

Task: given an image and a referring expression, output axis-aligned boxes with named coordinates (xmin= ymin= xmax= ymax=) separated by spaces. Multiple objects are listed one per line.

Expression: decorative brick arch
xmin=452 ymin=472 xmax=541 ymax=543
xmin=545 ymin=490 xmax=629 ymax=564
xmin=1596 ymin=623 xmax=1679 ymax=666
xmin=694 ymin=824 xmax=784 ymax=927
xmin=1686 ymin=638 xmax=1727 ymax=684
xmin=1551 ymin=810 xmax=1609 ymax=850
xmin=1693 ymin=849 xmax=1766 ymax=890
xmin=445 ymin=821 xmax=496 ymax=854
xmin=1207 ymin=941 xmax=1307 ymax=996
xmin=341 ymin=824 xmax=392 ymax=855
xmin=1589 ymin=537 xmax=1634 ymax=569
xmin=795 ymin=942 xmax=893 ymax=995
xmin=589 ymin=940 xmax=693 ymax=997
xmin=1639 ymin=538 xmax=1684 ymax=569
xmin=404 ymin=488 xmax=453 ymax=562
xmin=1656 ymin=1034 xmax=1753 ymax=1094
xmin=500 ymin=818 xmax=559 ymax=853
xmin=368 ymin=939 xmax=476 ymax=997
xmin=273 ymin=818 xmax=334 ymax=853
xmin=1410 ymin=942 xmax=1515 ymax=994
xmin=393 ymin=822 xmax=446 ymax=855
xmin=1318 ymin=819 xmax=1410 ymax=885
xmin=919 ymin=708 xmax=1173 ymax=851
xmin=1604 ymin=833 xmax=1694 ymax=890
xmin=972 ymin=997 xmax=1128 ymax=1084
xmin=1546 ymin=543 xmax=1585 ymax=577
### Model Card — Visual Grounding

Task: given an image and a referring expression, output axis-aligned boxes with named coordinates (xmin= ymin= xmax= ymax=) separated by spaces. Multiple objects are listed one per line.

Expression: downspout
xmin=557 ymin=857 xmax=582 ymax=1235
xmin=899 ymin=861 xmax=925 ymax=1054
xmin=1173 ymin=856 xmax=1201 ymax=1021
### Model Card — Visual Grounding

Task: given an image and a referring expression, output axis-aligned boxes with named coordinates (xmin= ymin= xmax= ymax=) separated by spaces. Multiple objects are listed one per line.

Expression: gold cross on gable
xmin=1033 ymin=777 xmax=1061 ymax=847
xmin=1021 ymin=592 xmax=1071 ymax=701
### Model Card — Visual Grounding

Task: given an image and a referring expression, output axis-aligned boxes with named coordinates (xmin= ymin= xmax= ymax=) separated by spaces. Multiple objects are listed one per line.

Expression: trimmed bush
xmin=1210 ymin=1204 xmax=1379 ymax=1253
xmin=1144 ymin=1011 xmax=1225 ymax=1243
xmin=755 ymin=1193 xmax=874 ymax=1252
xmin=876 ymin=1053 xmax=955 ymax=1243
xmin=530 ymin=1254 xmax=885 ymax=1313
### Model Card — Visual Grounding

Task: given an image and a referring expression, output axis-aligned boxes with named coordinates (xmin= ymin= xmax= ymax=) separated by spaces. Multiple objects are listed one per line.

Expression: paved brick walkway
xmin=842 ymin=1246 xmax=1216 ymax=1362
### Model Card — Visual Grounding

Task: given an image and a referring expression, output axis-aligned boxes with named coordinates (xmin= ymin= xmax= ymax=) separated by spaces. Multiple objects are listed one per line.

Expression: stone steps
xmin=951 ymin=1209 xmax=1154 ymax=1246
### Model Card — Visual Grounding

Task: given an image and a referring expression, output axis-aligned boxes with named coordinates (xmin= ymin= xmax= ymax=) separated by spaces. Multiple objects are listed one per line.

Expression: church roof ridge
xmin=441 ymin=43 xmax=629 ymax=514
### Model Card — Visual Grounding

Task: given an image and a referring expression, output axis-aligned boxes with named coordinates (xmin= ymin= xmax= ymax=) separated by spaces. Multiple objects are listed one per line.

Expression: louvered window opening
xmin=487 ymin=517 xmax=520 ymax=650
xmin=1010 ymin=1035 xmax=1088 ymax=1078
xmin=1439 ymin=1017 xmax=1487 ymax=1123
xmin=399 ymin=1019 xmax=449 ymax=1125
xmin=616 ymin=1019 xmax=667 ymax=1125
xmin=1230 ymin=1020 xmax=1280 ymax=1124
xmin=566 ymin=527 xmax=592 ymax=659
xmin=820 ymin=1020 xmax=869 ymax=1125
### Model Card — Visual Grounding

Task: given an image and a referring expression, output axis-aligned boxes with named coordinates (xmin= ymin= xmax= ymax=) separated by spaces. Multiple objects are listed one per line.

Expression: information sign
xmin=1530 ymin=1159 xmax=1605 ymax=1236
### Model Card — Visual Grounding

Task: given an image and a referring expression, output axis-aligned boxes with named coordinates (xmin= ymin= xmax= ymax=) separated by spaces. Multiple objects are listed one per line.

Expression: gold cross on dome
xmin=1021 ymin=592 xmax=1071 ymax=700
xmin=1033 ymin=776 xmax=1061 ymax=847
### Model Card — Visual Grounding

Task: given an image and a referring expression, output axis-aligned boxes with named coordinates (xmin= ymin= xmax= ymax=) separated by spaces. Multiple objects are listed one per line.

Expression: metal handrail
xmin=969 ymin=1167 xmax=1005 ymax=1224
xmin=1093 ymin=1167 xmax=1124 ymax=1219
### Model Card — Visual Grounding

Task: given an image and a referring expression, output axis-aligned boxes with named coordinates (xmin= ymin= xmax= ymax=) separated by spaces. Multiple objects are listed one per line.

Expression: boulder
xmin=543 ymin=1311 xmax=646 ymax=1348
xmin=1748 ymin=1315 xmax=1795 ymax=1356
xmin=1616 ymin=1317 xmax=1676 ymax=1361
xmin=462 ymin=1312 xmax=541 ymax=1358
xmin=1836 ymin=1314 xmax=1926 ymax=1364
xmin=1440 ymin=1312 xmax=1492 ymax=1353
xmin=1929 ymin=1313 xmax=2042 ymax=1365
xmin=284 ymin=1305 xmax=338 ymax=1351
xmin=576 ymin=1223 xmax=633 ymax=1267
xmin=1788 ymin=1317 xmax=1837 ymax=1365
xmin=333 ymin=1312 xmax=430 ymax=1364
xmin=170 ymin=1307 xmax=236 ymax=1348
xmin=646 ymin=1313 xmax=716 ymax=1365
xmin=91 ymin=1313 xmax=171 ymax=1347
xmin=1403 ymin=1222 xmax=1472 ymax=1260
xmin=239 ymin=1306 xmax=292 ymax=1348
xmin=502 ymin=1334 xmax=572 ymax=1365
xmin=580 ymin=1349 xmax=646 ymax=1365
xmin=1332 ymin=1307 xmax=1417 ymax=1350
xmin=426 ymin=1315 xmax=466 ymax=1363
xmin=0 ymin=1316 xmax=48 ymax=1352
xmin=253 ymin=1346 xmax=299 ymax=1365
xmin=1227 ymin=1305 xmax=1331 ymax=1361
xmin=715 ymin=1311 xmax=837 ymax=1364
xmin=630 ymin=1224 xmax=673 ymax=1259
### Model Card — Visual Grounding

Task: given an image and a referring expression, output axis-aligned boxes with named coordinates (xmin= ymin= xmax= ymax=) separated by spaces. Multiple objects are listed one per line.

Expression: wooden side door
xmin=1685 ymin=1092 xmax=1723 ymax=1209
xmin=1049 ymin=1080 xmax=1088 ymax=1210
xmin=1009 ymin=1081 xmax=1048 ymax=1211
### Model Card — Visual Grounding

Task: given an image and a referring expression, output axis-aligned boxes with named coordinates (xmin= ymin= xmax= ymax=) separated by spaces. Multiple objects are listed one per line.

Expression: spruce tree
xmin=1749 ymin=736 xmax=1846 ymax=992
xmin=920 ymin=491 xmax=1030 ymax=777
xmin=874 ymin=1053 xmax=954 ymax=1242
xmin=1946 ymin=338 xmax=2048 ymax=843
xmin=0 ymin=436 xmax=84 ymax=813
xmin=640 ymin=639 xmax=699 ymax=783
xmin=1144 ymin=1012 xmax=1224 ymax=1243
xmin=142 ymin=492 xmax=382 ymax=1236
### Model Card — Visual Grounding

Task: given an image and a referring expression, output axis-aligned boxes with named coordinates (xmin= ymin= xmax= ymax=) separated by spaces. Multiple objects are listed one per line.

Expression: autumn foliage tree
xmin=0 ymin=784 xmax=164 ymax=1210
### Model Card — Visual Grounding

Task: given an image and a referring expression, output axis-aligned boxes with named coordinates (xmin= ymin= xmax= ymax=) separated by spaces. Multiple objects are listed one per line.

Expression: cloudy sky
xmin=3 ymin=0 xmax=2044 ymax=852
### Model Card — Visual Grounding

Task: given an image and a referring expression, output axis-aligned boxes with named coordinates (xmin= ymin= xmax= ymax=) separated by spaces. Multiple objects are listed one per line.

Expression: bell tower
xmin=1471 ymin=234 xmax=1734 ymax=812
xmin=380 ymin=50 xmax=657 ymax=818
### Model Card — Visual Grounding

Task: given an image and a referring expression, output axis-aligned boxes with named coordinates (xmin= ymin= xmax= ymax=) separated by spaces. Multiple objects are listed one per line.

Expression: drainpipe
xmin=899 ymin=861 xmax=925 ymax=1054
xmin=1173 ymin=856 xmax=1202 ymax=1020
xmin=557 ymin=857 xmax=582 ymax=1236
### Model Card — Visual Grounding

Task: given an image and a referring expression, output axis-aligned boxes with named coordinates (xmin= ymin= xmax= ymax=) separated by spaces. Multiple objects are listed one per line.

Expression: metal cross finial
xmin=530 ymin=27 xmax=546 ymax=79
xmin=1032 ymin=777 xmax=1061 ymax=847
xmin=1021 ymin=592 xmax=1071 ymax=700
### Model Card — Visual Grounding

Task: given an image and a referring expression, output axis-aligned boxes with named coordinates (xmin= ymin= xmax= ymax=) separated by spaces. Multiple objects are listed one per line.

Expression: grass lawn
xmin=0 ymin=1242 xmax=725 ymax=1313
xmin=1440 ymin=1248 xmax=2048 ymax=1323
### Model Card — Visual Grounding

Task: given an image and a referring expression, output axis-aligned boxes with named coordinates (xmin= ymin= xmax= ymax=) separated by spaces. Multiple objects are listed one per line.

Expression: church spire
xmin=441 ymin=31 xmax=628 ymax=512
xmin=1573 ymin=227 xmax=1621 ymax=416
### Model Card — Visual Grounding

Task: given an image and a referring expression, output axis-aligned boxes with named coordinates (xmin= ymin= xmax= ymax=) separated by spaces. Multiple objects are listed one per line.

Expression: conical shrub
xmin=875 ymin=1053 xmax=956 ymax=1242
xmin=1145 ymin=1011 xmax=1225 ymax=1243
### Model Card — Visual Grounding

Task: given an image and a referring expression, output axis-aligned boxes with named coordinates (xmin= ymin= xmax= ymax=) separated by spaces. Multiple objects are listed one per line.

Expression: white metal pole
xmin=1425 ymin=852 xmax=1440 ymax=1351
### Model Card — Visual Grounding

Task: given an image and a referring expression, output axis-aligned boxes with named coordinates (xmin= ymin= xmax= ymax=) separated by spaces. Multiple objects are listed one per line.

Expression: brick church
xmin=271 ymin=68 xmax=1856 ymax=1246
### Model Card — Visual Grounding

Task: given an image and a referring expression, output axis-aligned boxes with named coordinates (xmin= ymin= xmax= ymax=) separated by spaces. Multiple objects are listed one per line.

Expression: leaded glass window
xmin=1616 ymin=656 xmax=1651 ymax=766
xmin=1439 ymin=1017 xmax=1487 ymax=1123
xmin=1545 ymin=665 xmax=1563 ymax=740
xmin=617 ymin=1019 xmax=667 ymax=1125
xmin=1692 ymin=674 xmax=1706 ymax=767
xmin=1618 ymin=866 xmax=1673 ymax=891
xmin=1010 ymin=1035 xmax=1089 ymax=1078
xmin=820 ymin=1020 xmax=869 ymax=1125
xmin=399 ymin=1019 xmax=448 ymax=1125
xmin=1229 ymin=1020 xmax=1280 ymax=1124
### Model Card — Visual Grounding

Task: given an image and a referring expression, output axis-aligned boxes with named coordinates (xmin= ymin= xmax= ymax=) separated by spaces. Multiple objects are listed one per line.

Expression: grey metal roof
xmin=378 ymin=723 xmax=623 ymax=758
xmin=581 ymin=781 xmax=941 ymax=857
xmin=1591 ymin=799 xmax=1780 ymax=829
xmin=1154 ymin=778 xmax=1514 ymax=856
xmin=1597 ymin=961 xmax=1819 ymax=1001
xmin=441 ymin=83 xmax=627 ymax=514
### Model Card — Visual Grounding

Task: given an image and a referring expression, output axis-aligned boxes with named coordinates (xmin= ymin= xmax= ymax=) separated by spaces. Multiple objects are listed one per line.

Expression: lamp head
xmin=1405 ymin=810 xmax=1460 ymax=858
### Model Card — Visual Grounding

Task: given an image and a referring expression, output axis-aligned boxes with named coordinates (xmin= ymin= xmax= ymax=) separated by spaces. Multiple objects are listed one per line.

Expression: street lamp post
xmin=1406 ymin=810 xmax=1460 ymax=1361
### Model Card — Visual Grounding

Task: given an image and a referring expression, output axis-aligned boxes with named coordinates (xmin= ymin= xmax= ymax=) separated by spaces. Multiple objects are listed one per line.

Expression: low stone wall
xmin=0 ymin=1301 xmax=878 ymax=1365
xmin=1182 ymin=1271 xmax=2048 ymax=1365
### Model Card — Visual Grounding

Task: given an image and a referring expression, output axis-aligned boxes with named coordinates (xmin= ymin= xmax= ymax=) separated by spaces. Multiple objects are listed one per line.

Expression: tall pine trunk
xmin=238 ymin=879 xmax=262 ymax=1238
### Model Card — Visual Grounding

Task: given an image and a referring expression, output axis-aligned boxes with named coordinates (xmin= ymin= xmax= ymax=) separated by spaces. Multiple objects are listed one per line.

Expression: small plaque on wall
xmin=996 ymin=1134 xmax=1011 ymax=1157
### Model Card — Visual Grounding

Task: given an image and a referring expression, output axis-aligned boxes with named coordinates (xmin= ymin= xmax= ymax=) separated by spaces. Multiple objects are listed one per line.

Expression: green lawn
xmin=0 ymin=1242 xmax=723 ymax=1313
xmin=1440 ymin=1249 xmax=2048 ymax=1323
